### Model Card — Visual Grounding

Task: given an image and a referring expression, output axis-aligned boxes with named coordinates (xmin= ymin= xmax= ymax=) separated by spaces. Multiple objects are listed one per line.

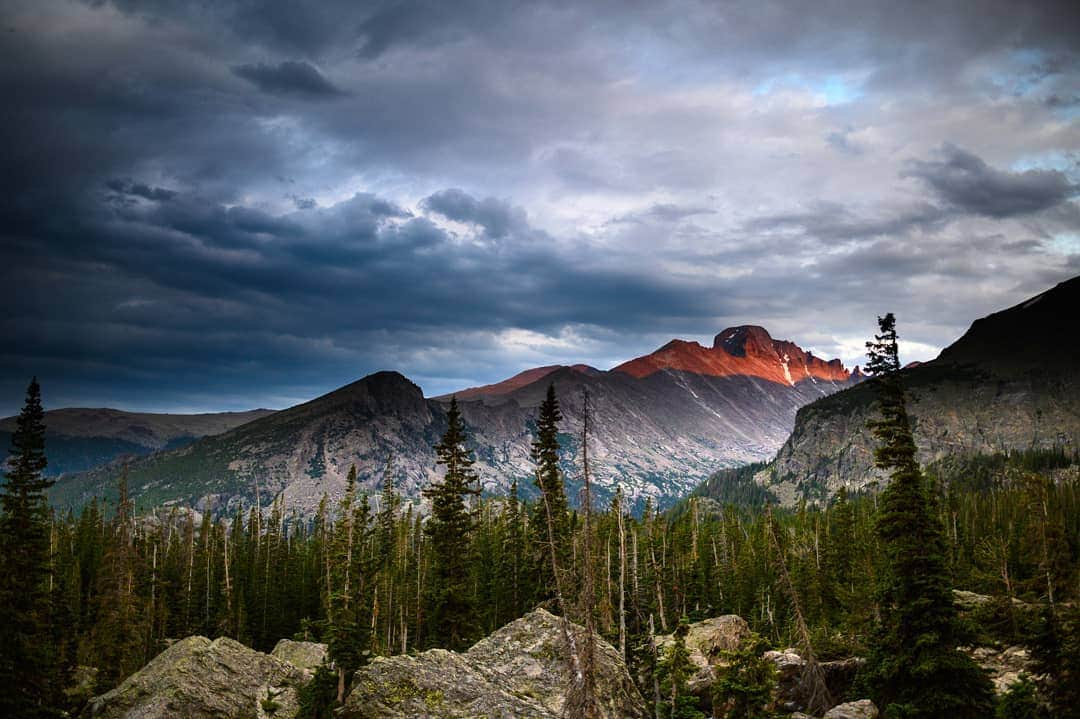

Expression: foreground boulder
xmin=654 ymin=615 xmax=752 ymax=691
xmin=83 ymin=636 xmax=314 ymax=719
xmin=823 ymin=699 xmax=879 ymax=719
xmin=343 ymin=608 xmax=649 ymax=718
xmin=272 ymin=638 xmax=329 ymax=677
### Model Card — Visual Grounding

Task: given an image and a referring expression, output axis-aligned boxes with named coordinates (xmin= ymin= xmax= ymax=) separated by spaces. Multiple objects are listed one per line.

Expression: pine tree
xmin=326 ymin=466 xmax=372 ymax=703
xmin=90 ymin=468 xmax=146 ymax=688
xmin=531 ymin=383 xmax=570 ymax=596
xmin=422 ymin=397 xmax=480 ymax=650
xmin=856 ymin=314 xmax=993 ymax=718
xmin=1027 ymin=603 xmax=1080 ymax=718
xmin=658 ymin=616 xmax=705 ymax=719
xmin=0 ymin=378 xmax=60 ymax=718
xmin=712 ymin=633 xmax=776 ymax=719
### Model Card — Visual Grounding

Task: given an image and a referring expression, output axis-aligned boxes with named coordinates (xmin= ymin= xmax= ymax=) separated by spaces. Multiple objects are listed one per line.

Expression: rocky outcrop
xmin=652 ymin=616 xmax=865 ymax=714
xmin=967 ymin=645 xmax=1034 ymax=694
xmin=763 ymin=648 xmax=864 ymax=712
xmin=82 ymin=636 xmax=310 ymax=719
xmin=823 ymin=699 xmax=879 ymax=719
xmin=654 ymin=615 xmax=752 ymax=691
xmin=271 ymin=639 xmax=328 ymax=676
xmin=342 ymin=608 xmax=648 ymax=718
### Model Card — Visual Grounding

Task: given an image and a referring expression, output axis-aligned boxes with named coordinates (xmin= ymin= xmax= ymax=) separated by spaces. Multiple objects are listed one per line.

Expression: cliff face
xmin=758 ymin=276 xmax=1080 ymax=504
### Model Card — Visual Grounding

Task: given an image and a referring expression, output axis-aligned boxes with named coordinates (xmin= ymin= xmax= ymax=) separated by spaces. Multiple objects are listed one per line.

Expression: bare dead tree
xmin=566 ymin=386 xmax=602 ymax=719
xmin=535 ymin=461 xmax=587 ymax=718
xmin=765 ymin=504 xmax=833 ymax=715
xmin=617 ymin=487 xmax=627 ymax=660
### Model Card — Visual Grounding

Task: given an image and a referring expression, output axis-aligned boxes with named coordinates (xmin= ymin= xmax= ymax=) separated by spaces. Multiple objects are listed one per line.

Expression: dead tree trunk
xmin=765 ymin=505 xmax=833 ymax=715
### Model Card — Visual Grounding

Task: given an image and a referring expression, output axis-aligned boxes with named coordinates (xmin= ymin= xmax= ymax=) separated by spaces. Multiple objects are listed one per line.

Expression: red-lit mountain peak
xmin=614 ymin=326 xmax=852 ymax=385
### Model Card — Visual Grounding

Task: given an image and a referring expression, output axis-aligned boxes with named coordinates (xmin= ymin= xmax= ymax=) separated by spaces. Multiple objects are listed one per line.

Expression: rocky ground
xmin=81 ymin=635 xmax=324 ymax=719
xmin=80 ymin=608 xmax=1029 ymax=718
xmin=343 ymin=608 xmax=648 ymax=718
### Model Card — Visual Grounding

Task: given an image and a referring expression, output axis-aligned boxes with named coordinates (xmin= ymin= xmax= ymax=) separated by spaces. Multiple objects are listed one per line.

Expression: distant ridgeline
xmin=44 ymin=275 xmax=1080 ymax=518
xmin=0 ymin=408 xmax=273 ymax=477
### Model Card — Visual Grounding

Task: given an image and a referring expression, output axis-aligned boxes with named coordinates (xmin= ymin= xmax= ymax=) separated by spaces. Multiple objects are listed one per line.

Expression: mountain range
xmin=49 ymin=326 xmax=860 ymax=515
xmin=0 ymin=408 xmax=274 ymax=477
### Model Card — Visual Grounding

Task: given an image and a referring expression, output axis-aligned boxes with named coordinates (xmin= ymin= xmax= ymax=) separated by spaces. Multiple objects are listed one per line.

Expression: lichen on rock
xmin=82 ymin=636 xmax=309 ymax=719
xmin=342 ymin=608 xmax=648 ymax=719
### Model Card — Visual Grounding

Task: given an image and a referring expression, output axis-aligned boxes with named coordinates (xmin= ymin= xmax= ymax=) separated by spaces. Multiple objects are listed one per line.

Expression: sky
xmin=2 ymin=0 xmax=1078 ymax=416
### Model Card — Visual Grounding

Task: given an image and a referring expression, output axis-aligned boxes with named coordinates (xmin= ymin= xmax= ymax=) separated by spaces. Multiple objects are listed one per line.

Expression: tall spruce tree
xmin=0 ymin=378 xmax=59 ymax=718
xmin=422 ymin=397 xmax=480 ymax=650
xmin=857 ymin=314 xmax=993 ymax=718
xmin=326 ymin=465 xmax=372 ymax=703
xmin=531 ymin=383 xmax=569 ymax=596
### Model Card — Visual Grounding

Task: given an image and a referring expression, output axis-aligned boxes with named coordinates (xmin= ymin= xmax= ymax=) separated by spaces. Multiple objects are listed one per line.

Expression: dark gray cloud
xmin=106 ymin=179 xmax=178 ymax=202
xmin=905 ymin=144 xmax=1078 ymax=218
xmin=420 ymin=189 xmax=525 ymax=239
xmin=1 ymin=0 xmax=1079 ymax=414
xmin=232 ymin=60 xmax=342 ymax=97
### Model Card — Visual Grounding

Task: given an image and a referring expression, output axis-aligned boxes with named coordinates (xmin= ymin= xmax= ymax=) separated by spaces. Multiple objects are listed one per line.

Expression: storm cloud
xmin=233 ymin=60 xmax=343 ymax=98
xmin=1 ymin=0 xmax=1078 ymax=415
xmin=906 ymin=144 xmax=1078 ymax=218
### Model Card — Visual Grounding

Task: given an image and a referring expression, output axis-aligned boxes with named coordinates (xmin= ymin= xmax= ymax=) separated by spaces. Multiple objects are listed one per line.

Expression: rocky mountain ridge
xmin=50 ymin=328 xmax=858 ymax=516
xmin=614 ymin=325 xmax=855 ymax=386
xmin=754 ymin=276 xmax=1080 ymax=505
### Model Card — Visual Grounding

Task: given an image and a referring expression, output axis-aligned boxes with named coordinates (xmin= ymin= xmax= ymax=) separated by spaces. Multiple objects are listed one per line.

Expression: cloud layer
xmin=1 ymin=0 xmax=1078 ymax=414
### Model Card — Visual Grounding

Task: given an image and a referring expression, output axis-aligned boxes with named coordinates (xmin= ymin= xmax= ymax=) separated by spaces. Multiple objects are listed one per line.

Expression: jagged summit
xmin=444 ymin=326 xmax=853 ymax=402
xmin=614 ymin=325 xmax=852 ymax=386
xmin=713 ymin=325 xmax=775 ymax=356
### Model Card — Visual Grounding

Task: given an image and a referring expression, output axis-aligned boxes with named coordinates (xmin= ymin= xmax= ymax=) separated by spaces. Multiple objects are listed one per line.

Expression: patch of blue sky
xmin=1048 ymin=234 xmax=1080 ymax=255
xmin=752 ymin=72 xmax=863 ymax=105
xmin=1011 ymin=151 xmax=1080 ymax=183
xmin=988 ymin=48 xmax=1058 ymax=97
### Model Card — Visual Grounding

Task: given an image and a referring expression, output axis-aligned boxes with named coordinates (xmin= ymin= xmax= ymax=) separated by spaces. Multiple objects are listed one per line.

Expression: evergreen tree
xmin=1027 ymin=603 xmax=1080 ymax=718
xmin=658 ymin=616 xmax=705 ymax=719
xmin=90 ymin=469 xmax=147 ymax=688
xmin=422 ymin=397 xmax=480 ymax=650
xmin=856 ymin=314 xmax=993 ymax=718
xmin=531 ymin=383 xmax=570 ymax=595
xmin=712 ymin=633 xmax=776 ymax=719
xmin=325 ymin=466 xmax=372 ymax=703
xmin=0 ymin=378 xmax=60 ymax=718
